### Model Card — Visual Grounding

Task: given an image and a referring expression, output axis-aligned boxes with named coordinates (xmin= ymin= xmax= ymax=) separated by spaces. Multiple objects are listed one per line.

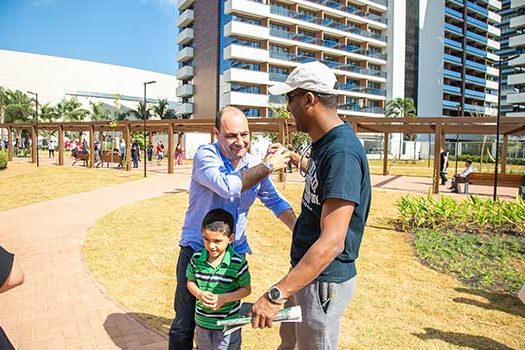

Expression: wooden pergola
xmin=1 ymin=116 xmax=525 ymax=194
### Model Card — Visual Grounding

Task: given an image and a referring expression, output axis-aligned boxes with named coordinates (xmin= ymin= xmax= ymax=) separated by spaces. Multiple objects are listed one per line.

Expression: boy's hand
xmin=212 ymin=294 xmax=227 ymax=311
xmin=199 ymin=291 xmax=218 ymax=309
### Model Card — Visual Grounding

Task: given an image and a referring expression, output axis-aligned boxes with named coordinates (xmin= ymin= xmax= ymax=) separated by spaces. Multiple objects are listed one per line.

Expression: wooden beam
xmin=31 ymin=126 xmax=37 ymax=164
xmin=432 ymin=124 xmax=443 ymax=194
xmin=89 ymin=124 xmax=95 ymax=168
xmin=125 ymin=125 xmax=131 ymax=172
xmin=7 ymin=126 xmax=12 ymax=161
xmin=383 ymin=133 xmax=389 ymax=175
xmin=210 ymin=129 xmax=215 ymax=143
xmin=501 ymin=134 xmax=508 ymax=174
xmin=58 ymin=125 xmax=64 ymax=166
xmin=278 ymin=118 xmax=286 ymax=182
xmin=168 ymin=123 xmax=174 ymax=174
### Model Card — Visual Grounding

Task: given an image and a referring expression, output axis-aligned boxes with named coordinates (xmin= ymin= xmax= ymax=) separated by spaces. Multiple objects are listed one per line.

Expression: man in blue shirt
xmin=250 ymin=61 xmax=372 ymax=350
xmin=168 ymin=106 xmax=297 ymax=350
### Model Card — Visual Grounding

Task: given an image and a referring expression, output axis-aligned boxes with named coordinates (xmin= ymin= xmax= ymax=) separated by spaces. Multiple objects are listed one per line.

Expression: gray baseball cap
xmin=268 ymin=61 xmax=338 ymax=96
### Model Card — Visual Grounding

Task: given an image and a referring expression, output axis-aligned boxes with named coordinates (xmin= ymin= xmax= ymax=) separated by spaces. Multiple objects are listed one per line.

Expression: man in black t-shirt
xmin=250 ymin=61 xmax=371 ymax=350
xmin=1 ymin=244 xmax=25 ymax=350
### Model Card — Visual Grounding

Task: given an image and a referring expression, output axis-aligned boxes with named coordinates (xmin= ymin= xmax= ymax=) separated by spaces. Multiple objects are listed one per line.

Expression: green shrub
xmin=0 ymin=151 xmax=7 ymax=170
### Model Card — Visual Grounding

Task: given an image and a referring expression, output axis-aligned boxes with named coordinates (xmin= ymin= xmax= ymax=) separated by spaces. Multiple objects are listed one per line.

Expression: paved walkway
xmin=0 ymin=167 xmax=519 ymax=350
xmin=0 ymin=168 xmax=192 ymax=350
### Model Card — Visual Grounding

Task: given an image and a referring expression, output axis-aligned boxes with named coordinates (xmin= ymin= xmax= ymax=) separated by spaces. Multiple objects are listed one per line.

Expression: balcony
xmin=510 ymin=14 xmax=525 ymax=29
xmin=513 ymin=0 xmax=525 ymax=10
xmin=176 ymin=0 xmax=194 ymax=11
xmin=176 ymin=84 xmax=194 ymax=98
xmin=177 ymin=9 xmax=194 ymax=28
xmin=223 ymin=67 xmax=269 ymax=85
xmin=177 ymin=28 xmax=194 ymax=45
xmin=510 ymin=34 xmax=525 ymax=48
xmin=176 ymin=65 xmax=193 ymax=80
xmin=176 ymin=102 xmax=193 ymax=115
xmin=177 ymin=47 xmax=194 ymax=63
xmin=506 ymin=92 xmax=525 ymax=104
xmin=222 ymin=91 xmax=269 ymax=107
xmin=224 ymin=21 xmax=269 ymax=40
xmin=225 ymin=0 xmax=270 ymax=18
xmin=224 ymin=44 xmax=269 ymax=63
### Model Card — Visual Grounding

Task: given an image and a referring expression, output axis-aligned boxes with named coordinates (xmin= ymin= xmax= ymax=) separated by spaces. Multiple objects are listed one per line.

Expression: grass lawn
xmin=82 ymin=185 xmax=525 ymax=350
xmin=0 ymin=160 xmax=142 ymax=211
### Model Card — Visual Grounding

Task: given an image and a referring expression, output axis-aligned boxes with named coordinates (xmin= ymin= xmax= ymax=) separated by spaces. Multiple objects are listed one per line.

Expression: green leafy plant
xmin=0 ymin=150 xmax=7 ymax=170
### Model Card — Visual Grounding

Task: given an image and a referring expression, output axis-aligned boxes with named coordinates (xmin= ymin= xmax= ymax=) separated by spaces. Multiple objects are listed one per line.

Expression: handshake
xmin=263 ymin=143 xmax=296 ymax=172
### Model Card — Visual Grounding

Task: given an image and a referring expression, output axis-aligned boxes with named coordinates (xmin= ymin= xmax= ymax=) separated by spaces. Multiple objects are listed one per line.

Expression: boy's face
xmin=203 ymin=228 xmax=233 ymax=259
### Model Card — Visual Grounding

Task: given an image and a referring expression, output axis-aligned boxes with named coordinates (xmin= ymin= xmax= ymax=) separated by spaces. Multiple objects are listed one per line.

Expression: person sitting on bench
xmin=449 ymin=159 xmax=475 ymax=193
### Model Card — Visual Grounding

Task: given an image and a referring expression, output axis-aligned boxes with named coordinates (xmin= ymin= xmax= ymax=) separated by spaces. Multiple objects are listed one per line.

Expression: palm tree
xmin=3 ymin=90 xmax=34 ymax=123
xmin=385 ymin=97 xmax=417 ymax=160
xmin=57 ymin=97 xmax=90 ymax=122
xmin=89 ymin=101 xmax=110 ymax=121
xmin=0 ymin=87 xmax=8 ymax=143
xmin=128 ymin=101 xmax=151 ymax=120
xmin=40 ymin=103 xmax=59 ymax=123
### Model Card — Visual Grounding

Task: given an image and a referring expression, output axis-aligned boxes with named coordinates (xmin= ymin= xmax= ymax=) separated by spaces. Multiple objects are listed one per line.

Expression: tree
xmin=3 ymin=90 xmax=34 ymax=123
xmin=0 ymin=87 xmax=8 ymax=142
xmin=267 ymin=104 xmax=311 ymax=151
xmin=39 ymin=103 xmax=59 ymax=123
xmin=153 ymin=99 xmax=169 ymax=119
xmin=128 ymin=101 xmax=151 ymax=120
xmin=57 ymin=97 xmax=90 ymax=122
xmin=89 ymin=101 xmax=110 ymax=121
xmin=385 ymin=97 xmax=417 ymax=160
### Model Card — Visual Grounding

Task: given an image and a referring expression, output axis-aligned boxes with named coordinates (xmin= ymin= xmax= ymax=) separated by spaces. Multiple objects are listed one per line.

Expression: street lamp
xmin=143 ymin=80 xmax=156 ymax=177
xmin=27 ymin=91 xmax=39 ymax=167
xmin=494 ymin=54 xmax=518 ymax=201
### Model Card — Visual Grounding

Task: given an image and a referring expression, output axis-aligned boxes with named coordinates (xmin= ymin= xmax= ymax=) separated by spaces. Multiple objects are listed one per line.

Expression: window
xmin=369 ymin=64 xmax=381 ymax=71
xmin=298 ymin=49 xmax=315 ymax=58
xmin=269 ymin=66 xmax=289 ymax=75
xmin=298 ymin=7 xmax=316 ymax=18
xmin=298 ymin=29 xmax=316 ymax=38
xmin=231 ymin=84 xmax=261 ymax=94
xmin=270 ymin=45 xmax=290 ymax=53
xmin=368 ymin=82 xmax=380 ymax=89
xmin=231 ymin=15 xmax=261 ymax=26
xmin=231 ymin=37 xmax=262 ymax=48
xmin=231 ymin=61 xmax=261 ymax=71
xmin=270 ymin=23 xmax=290 ymax=32
xmin=242 ymin=108 xmax=260 ymax=117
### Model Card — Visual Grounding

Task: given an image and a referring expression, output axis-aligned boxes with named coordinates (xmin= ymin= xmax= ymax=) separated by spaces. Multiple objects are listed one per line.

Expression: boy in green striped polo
xmin=186 ymin=208 xmax=251 ymax=350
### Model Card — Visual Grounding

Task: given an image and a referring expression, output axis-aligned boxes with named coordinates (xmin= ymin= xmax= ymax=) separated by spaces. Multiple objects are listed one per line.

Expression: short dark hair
xmin=202 ymin=208 xmax=235 ymax=236
xmin=215 ymin=106 xmax=243 ymax=131
xmin=465 ymin=159 xmax=472 ymax=165
xmin=296 ymin=89 xmax=338 ymax=110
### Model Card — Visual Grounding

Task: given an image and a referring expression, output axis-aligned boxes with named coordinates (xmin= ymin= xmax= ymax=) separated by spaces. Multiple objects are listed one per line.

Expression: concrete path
xmin=0 ymin=168 xmax=192 ymax=350
xmin=0 ymin=166 xmax=519 ymax=350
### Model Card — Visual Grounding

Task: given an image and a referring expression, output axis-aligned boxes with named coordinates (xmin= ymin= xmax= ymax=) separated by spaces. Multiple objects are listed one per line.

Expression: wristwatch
xmin=267 ymin=285 xmax=286 ymax=304
xmin=263 ymin=160 xmax=274 ymax=174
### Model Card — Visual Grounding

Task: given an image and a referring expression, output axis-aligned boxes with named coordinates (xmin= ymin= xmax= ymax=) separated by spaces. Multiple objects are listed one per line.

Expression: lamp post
xmin=143 ymin=80 xmax=156 ymax=177
xmin=27 ymin=91 xmax=39 ymax=167
xmin=494 ymin=54 xmax=518 ymax=201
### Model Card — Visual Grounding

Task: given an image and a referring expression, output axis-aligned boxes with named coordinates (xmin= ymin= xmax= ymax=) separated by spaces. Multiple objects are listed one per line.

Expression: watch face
xmin=269 ymin=287 xmax=281 ymax=300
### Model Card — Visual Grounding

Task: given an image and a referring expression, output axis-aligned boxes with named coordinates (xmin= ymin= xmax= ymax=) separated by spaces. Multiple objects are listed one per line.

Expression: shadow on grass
xmin=453 ymin=287 xmax=525 ymax=318
xmin=103 ymin=312 xmax=169 ymax=349
xmin=412 ymin=327 xmax=516 ymax=350
xmin=163 ymin=189 xmax=188 ymax=195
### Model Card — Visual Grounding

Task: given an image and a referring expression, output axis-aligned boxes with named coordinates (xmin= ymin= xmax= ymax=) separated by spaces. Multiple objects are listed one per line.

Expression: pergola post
xmin=501 ymin=134 xmax=508 ymax=174
xmin=89 ymin=124 xmax=95 ymax=168
xmin=278 ymin=118 xmax=286 ymax=182
xmin=168 ymin=123 xmax=174 ymax=174
xmin=58 ymin=125 xmax=64 ymax=166
xmin=31 ymin=126 xmax=37 ymax=164
xmin=383 ymin=133 xmax=389 ymax=175
xmin=432 ymin=124 xmax=443 ymax=194
xmin=7 ymin=126 xmax=13 ymax=161
xmin=125 ymin=124 xmax=131 ymax=172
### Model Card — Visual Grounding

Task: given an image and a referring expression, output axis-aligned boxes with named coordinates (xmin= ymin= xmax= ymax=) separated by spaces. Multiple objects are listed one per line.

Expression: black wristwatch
xmin=267 ymin=285 xmax=286 ymax=304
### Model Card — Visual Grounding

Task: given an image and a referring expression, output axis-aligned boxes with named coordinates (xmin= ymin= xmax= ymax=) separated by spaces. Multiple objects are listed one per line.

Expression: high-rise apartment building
xmin=500 ymin=0 xmax=525 ymax=116
xmin=175 ymin=0 xmax=388 ymax=119
xmin=418 ymin=0 xmax=501 ymax=118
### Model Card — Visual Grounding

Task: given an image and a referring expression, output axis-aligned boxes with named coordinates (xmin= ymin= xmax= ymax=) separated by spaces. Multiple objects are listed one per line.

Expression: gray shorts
xmin=195 ymin=325 xmax=241 ymax=350
xmin=279 ymin=277 xmax=357 ymax=350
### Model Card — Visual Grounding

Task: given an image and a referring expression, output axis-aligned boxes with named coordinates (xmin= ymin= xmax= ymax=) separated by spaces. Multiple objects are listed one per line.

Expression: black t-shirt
xmin=291 ymin=123 xmax=371 ymax=283
xmin=0 ymin=245 xmax=16 ymax=350
xmin=0 ymin=245 xmax=14 ymax=287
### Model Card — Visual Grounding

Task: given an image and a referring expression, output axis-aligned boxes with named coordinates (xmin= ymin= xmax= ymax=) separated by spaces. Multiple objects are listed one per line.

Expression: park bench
xmin=96 ymin=150 xmax=123 ymax=168
xmin=463 ymin=172 xmax=524 ymax=194
xmin=72 ymin=151 xmax=89 ymax=166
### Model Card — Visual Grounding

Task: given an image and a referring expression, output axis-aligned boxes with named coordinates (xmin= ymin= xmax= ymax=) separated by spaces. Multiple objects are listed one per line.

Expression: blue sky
xmin=0 ymin=0 xmax=178 ymax=75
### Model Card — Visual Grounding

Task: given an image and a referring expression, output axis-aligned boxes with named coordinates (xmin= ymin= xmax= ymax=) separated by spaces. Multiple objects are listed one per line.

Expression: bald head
xmin=215 ymin=106 xmax=246 ymax=131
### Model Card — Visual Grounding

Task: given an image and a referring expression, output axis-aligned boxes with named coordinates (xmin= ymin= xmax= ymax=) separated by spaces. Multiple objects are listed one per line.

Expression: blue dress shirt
xmin=179 ymin=143 xmax=292 ymax=254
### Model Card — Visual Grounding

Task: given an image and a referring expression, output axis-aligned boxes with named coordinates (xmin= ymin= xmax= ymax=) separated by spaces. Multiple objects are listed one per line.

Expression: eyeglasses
xmin=285 ymin=90 xmax=304 ymax=104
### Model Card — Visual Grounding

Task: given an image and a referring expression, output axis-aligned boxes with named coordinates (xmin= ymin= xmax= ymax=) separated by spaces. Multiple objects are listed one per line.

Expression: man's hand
xmin=249 ymin=293 xmax=282 ymax=329
xmin=264 ymin=145 xmax=291 ymax=171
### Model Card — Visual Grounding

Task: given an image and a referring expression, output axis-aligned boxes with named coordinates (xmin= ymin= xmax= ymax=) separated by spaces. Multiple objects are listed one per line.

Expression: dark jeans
xmin=169 ymin=245 xmax=196 ymax=350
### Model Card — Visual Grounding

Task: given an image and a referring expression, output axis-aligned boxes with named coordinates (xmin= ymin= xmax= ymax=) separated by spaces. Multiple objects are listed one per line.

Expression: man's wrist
xmin=262 ymin=160 xmax=274 ymax=174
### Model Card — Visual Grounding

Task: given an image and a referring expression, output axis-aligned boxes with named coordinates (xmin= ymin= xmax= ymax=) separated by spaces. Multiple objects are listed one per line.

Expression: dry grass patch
xmin=83 ymin=185 xmax=525 ymax=350
xmin=0 ymin=161 xmax=142 ymax=211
